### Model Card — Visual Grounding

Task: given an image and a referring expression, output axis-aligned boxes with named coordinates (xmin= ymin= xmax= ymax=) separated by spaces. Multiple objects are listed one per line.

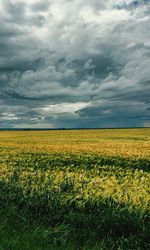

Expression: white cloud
xmin=37 ymin=102 xmax=90 ymax=114
xmin=1 ymin=113 xmax=20 ymax=120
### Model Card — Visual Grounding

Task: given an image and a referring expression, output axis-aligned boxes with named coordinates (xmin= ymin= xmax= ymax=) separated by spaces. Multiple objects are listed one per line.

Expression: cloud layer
xmin=0 ymin=0 xmax=150 ymax=128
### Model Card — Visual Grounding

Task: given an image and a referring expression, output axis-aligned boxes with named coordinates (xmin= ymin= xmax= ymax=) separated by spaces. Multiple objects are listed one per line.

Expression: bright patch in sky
xmin=39 ymin=102 xmax=90 ymax=113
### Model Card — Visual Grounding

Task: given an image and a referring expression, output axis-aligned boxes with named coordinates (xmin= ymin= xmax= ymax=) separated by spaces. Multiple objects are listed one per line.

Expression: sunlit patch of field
xmin=0 ymin=129 xmax=150 ymax=249
xmin=0 ymin=128 xmax=149 ymax=157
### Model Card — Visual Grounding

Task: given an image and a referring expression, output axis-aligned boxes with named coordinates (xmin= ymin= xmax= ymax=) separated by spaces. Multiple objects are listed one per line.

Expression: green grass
xmin=0 ymin=150 xmax=150 ymax=249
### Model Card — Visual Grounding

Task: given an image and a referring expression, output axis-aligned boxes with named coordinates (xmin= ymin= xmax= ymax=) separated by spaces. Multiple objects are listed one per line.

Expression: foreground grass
xmin=0 ymin=153 xmax=150 ymax=249
xmin=1 ymin=205 xmax=148 ymax=250
xmin=0 ymin=129 xmax=150 ymax=249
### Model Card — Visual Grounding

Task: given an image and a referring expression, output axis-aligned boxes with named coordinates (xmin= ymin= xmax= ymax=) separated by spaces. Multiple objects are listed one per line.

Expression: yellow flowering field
xmin=0 ymin=128 xmax=149 ymax=157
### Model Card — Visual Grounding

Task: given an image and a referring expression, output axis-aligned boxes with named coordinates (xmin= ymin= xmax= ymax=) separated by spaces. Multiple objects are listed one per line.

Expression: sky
xmin=0 ymin=0 xmax=150 ymax=128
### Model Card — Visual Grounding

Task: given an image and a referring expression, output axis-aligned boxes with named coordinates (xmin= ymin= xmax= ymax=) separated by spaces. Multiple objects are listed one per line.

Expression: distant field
xmin=0 ymin=128 xmax=150 ymax=157
xmin=0 ymin=129 xmax=150 ymax=249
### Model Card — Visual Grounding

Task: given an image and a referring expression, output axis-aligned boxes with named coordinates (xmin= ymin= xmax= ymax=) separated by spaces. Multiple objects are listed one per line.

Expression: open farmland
xmin=0 ymin=128 xmax=150 ymax=249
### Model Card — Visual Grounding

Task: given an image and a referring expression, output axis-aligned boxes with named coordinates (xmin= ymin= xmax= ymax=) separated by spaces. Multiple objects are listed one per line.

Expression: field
xmin=0 ymin=128 xmax=150 ymax=249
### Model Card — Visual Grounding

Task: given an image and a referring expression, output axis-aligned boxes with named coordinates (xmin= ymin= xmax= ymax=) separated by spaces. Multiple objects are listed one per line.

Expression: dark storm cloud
xmin=0 ymin=0 xmax=150 ymax=128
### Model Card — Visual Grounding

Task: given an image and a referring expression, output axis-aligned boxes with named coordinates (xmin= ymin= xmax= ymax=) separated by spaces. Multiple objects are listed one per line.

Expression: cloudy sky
xmin=0 ymin=0 xmax=150 ymax=128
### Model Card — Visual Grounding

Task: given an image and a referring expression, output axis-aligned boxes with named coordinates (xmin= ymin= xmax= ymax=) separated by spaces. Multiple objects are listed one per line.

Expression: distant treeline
xmin=0 ymin=127 xmax=149 ymax=131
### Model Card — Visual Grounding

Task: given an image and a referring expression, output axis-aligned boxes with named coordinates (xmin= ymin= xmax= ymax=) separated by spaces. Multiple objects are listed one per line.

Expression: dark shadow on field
xmin=42 ymin=153 xmax=150 ymax=172
xmin=4 ymin=151 xmax=150 ymax=172
xmin=0 ymin=181 xmax=149 ymax=249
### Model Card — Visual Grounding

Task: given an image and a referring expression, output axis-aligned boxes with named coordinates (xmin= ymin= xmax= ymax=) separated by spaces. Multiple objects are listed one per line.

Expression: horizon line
xmin=0 ymin=127 xmax=150 ymax=131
